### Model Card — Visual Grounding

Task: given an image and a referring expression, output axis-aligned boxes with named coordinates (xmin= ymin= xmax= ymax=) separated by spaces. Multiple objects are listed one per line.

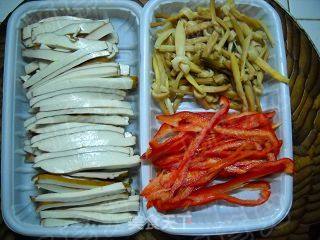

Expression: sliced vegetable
xmin=33 ymin=153 xmax=140 ymax=173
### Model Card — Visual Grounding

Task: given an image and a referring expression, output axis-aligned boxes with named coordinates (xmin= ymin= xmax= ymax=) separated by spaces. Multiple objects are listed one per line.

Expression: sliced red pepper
xmin=213 ymin=126 xmax=280 ymax=151
xmin=222 ymin=113 xmax=273 ymax=130
xmin=145 ymin=132 xmax=193 ymax=160
xmin=170 ymin=97 xmax=230 ymax=193
xmin=151 ymin=159 xmax=292 ymax=211
xmin=156 ymin=111 xmax=211 ymax=128
xmin=218 ymin=160 xmax=266 ymax=178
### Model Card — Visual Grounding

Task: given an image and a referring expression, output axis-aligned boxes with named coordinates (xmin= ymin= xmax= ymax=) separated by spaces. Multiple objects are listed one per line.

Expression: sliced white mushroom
xmin=25 ymin=61 xmax=39 ymax=74
xmin=33 ymin=182 xmax=126 ymax=202
xmin=69 ymin=171 xmax=128 ymax=180
xmin=36 ymin=193 xmax=129 ymax=212
xmin=31 ymin=124 xmax=125 ymax=144
xmin=53 ymin=21 xmax=106 ymax=36
xmin=33 ymin=153 xmax=140 ymax=173
xmin=30 ymin=76 xmax=134 ymax=97
xmin=32 ymin=130 xmax=136 ymax=152
xmin=27 ymin=115 xmax=130 ymax=131
xmin=34 ymin=146 xmax=132 ymax=163
xmin=29 ymin=87 xmax=126 ymax=106
xmin=40 ymin=210 xmax=134 ymax=224
xmin=23 ymin=43 xmax=116 ymax=88
xmin=37 ymin=183 xmax=82 ymax=193
xmin=71 ymin=196 xmax=139 ymax=213
xmin=41 ymin=219 xmax=80 ymax=227
xmin=22 ymin=49 xmax=69 ymax=62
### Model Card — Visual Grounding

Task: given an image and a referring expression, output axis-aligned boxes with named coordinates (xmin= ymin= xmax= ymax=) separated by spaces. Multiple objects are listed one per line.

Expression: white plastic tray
xmin=140 ymin=0 xmax=293 ymax=236
xmin=2 ymin=0 xmax=146 ymax=237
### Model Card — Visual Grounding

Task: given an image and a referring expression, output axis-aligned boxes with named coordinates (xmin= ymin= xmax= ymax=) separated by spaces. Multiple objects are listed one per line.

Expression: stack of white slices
xmin=21 ymin=16 xmax=140 ymax=227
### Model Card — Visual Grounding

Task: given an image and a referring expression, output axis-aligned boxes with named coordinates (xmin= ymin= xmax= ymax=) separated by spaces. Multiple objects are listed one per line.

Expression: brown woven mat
xmin=1 ymin=0 xmax=320 ymax=239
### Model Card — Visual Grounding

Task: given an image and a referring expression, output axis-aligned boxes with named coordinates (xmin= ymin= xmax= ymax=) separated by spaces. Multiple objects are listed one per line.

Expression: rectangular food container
xmin=2 ymin=0 xmax=146 ymax=237
xmin=2 ymin=0 xmax=293 ymax=237
xmin=140 ymin=0 xmax=293 ymax=236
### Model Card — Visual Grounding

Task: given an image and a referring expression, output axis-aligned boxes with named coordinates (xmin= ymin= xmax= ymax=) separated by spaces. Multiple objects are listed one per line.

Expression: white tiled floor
xmin=289 ymin=0 xmax=320 ymax=19
xmin=275 ymin=0 xmax=289 ymax=11
xmin=276 ymin=0 xmax=320 ymax=52
xmin=298 ymin=20 xmax=320 ymax=52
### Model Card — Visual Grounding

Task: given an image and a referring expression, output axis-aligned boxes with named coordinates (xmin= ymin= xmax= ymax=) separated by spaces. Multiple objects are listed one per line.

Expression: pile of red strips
xmin=141 ymin=96 xmax=294 ymax=212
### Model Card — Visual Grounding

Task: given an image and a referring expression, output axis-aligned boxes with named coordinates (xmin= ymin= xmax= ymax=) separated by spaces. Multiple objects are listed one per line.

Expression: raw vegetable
xmin=150 ymin=0 xmax=289 ymax=113
xmin=141 ymin=96 xmax=293 ymax=212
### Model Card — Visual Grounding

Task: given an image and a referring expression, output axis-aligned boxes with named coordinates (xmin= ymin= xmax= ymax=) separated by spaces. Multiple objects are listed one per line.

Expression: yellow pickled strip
xmin=230 ymin=54 xmax=248 ymax=111
xmin=185 ymin=73 xmax=205 ymax=94
xmin=154 ymin=29 xmax=174 ymax=49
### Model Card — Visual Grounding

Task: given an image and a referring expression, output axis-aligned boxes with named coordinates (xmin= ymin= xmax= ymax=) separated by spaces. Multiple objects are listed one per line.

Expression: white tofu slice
xmin=53 ymin=21 xmax=105 ymax=36
xmin=36 ymin=193 xmax=129 ymax=212
xmin=30 ymin=76 xmax=134 ymax=96
xmin=85 ymin=23 xmax=116 ymax=40
xmin=70 ymin=197 xmax=139 ymax=213
xmin=69 ymin=171 xmax=128 ymax=180
xmin=33 ymin=153 xmax=140 ymax=173
xmin=33 ymin=33 xmax=108 ymax=51
xmin=38 ymin=99 xmax=131 ymax=112
xmin=22 ymin=49 xmax=69 ymax=61
xmin=33 ymin=92 xmax=125 ymax=108
xmin=36 ymin=183 xmax=81 ymax=193
xmin=24 ymin=145 xmax=34 ymax=154
xmin=34 ymin=146 xmax=132 ymax=163
xmin=29 ymin=87 xmax=126 ymax=106
xmin=41 ymin=219 xmax=80 ymax=227
xmin=39 ymin=64 xmax=122 ymax=82
xmin=34 ymin=174 xmax=110 ymax=190
xmin=25 ymin=61 xmax=39 ymax=74
xmin=20 ymin=75 xmax=31 ymax=82
xmin=31 ymin=122 xmax=105 ymax=134
xmin=24 ymin=116 xmax=36 ymax=128
xmin=27 ymin=48 xmax=119 ymax=92
xmin=23 ymin=17 xmax=102 ymax=39
xmin=31 ymin=124 xmax=125 ymax=144
xmin=40 ymin=210 xmax=134 ymax=224
xmin=26 ymin=115 xmax=130 ymax=131
xmin=23 ymin=43 xmax=116 ymax=88
xmin=33 ymin=182 xmax=126 ymax=202
xmin=43 ymin=219 xmax=80 ymax=227
xmin=31 ymin=130 xmax=136 ymax=152
xmin=38 ymin=61 xmax=49 ymax=70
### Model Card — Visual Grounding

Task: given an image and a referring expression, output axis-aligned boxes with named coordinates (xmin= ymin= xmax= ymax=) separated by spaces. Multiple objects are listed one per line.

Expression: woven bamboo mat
xmin=0 ymin=0 xmax=320 ymax=239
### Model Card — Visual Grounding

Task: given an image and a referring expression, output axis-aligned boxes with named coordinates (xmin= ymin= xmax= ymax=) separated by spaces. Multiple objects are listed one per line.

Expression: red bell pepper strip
xmin=170 ymin=97 xmax=230 ymax=193
xmin=218 ymin=160 xmax=266 ymax=178
xmin=156 ymin=111 xmax=212 ymax=128
xmin=151 ymin=159 xmax=292 ymax=211
xmin=213 ymin=126 xmax=280 ymax=151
